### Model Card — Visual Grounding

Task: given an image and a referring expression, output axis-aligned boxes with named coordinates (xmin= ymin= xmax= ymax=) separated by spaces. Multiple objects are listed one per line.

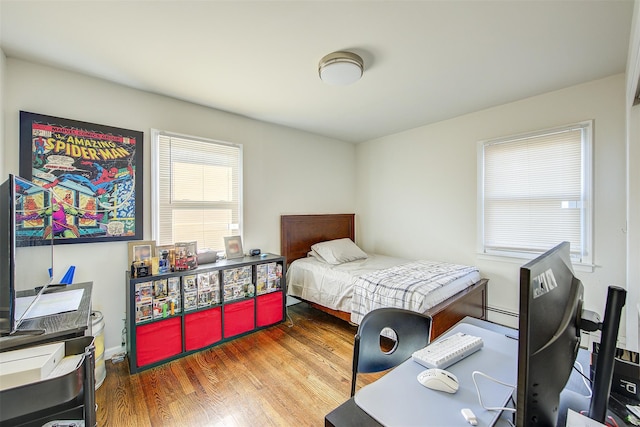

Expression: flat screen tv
xmin=0 ymin=174 xmax=54 ymax=336
xmin=0 ymin=175 xmax=16 ymax=335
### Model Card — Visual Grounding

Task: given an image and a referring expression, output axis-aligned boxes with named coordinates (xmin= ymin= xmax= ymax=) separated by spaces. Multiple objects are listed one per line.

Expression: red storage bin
xmin=136 ymin=317 xmax=182 ymax=367
xmin=224 ymin=299 xmax=255 ymax=338
xmin=257 ymin=292 xmax=284 ymax=327
xmin=185 ymin=307 xmax=222 ymax=351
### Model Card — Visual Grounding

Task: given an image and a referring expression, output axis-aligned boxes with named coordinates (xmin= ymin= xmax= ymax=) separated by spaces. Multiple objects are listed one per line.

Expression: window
xmin=478 ymin=121 xmax=593 ymax=265
xmin=152 ymin=130 xmax=242 ymax=253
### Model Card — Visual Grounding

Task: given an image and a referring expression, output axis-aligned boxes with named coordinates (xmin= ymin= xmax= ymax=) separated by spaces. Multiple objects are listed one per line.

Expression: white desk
xmin=353 ymin=320 xmax=518 ymax=426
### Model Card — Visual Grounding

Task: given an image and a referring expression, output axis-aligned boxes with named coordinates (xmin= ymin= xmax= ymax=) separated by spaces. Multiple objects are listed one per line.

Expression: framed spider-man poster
xmin=19 ymin=111 xmax=143 ymax=245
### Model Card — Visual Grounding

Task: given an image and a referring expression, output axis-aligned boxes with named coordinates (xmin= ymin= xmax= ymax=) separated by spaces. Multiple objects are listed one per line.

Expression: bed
xmin=280 ymin=214 xmax=487 ymax=339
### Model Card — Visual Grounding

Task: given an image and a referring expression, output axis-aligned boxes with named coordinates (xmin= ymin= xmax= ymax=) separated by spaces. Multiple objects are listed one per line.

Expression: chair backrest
xmin=351 ymin=308 xmax=432 ymax=396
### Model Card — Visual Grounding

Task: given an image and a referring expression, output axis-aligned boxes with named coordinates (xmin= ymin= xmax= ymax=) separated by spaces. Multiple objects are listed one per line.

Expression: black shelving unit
xmin=125 ymin=254 xmax=286 ymax=373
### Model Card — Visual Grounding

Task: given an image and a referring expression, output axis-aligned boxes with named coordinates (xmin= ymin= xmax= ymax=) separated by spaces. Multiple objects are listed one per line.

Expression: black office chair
xmin=350 ymin=307 xmax=432 ymax=396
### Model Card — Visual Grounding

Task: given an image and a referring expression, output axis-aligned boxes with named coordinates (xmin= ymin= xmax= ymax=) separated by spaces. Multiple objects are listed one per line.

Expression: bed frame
xmin=280 ymin=214 xmax=488 ymax=339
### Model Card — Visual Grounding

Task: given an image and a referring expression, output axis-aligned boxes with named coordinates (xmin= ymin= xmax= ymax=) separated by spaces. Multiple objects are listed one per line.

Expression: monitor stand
xmin=557 ymin=389 xmax=590 ymax=426
xmin=557 ymin=389 xmax=624 ymax=427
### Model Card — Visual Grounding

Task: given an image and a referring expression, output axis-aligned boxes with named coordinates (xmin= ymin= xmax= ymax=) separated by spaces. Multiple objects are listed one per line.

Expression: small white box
xmin=0 ymin=342 xmax=65 ymax=390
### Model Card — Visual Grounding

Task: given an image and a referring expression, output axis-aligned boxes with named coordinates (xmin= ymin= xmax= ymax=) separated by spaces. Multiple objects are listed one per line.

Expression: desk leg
xmin=83 ymin=343 xmax=97 ymax=427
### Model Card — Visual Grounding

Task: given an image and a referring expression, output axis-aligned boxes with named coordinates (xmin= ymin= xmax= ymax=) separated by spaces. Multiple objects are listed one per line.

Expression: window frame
xmin=477 ymin=120 xmax=594 ymax=269
xmin=151 ymin=129 xmax=243 ymax=252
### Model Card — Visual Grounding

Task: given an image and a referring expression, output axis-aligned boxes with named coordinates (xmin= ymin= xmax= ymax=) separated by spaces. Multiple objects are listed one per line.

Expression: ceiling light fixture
xmin=318 ymin=51 xmax=363 ymax=86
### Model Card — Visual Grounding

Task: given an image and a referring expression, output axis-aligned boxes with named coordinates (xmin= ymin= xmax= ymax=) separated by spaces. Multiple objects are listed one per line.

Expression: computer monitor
xmin=516 ymin=241 xmax=626 ymax=426
xmin=0 ymin=174 xmax=55 ymax=336
xmin=0 ymin=175 xmax=17 ymax=335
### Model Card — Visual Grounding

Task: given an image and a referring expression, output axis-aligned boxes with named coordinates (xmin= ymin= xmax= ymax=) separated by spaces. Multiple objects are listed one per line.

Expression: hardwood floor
xmin=95 ymin=303 xmax=383 ymax=426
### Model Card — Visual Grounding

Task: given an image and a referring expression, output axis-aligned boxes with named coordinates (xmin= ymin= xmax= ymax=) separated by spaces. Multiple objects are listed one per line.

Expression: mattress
xmin=286 ymin=254 xmax=481 ymax=324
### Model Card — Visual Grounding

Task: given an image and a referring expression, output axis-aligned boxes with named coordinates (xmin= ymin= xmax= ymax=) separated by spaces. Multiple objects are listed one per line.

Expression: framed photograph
xmin=128 ymin=240 xmax=156 ymax=266
xmin=19 ymin=111 xmax=144 ymax=244
xmin=224 ymin=236 xmax=244 ymax=259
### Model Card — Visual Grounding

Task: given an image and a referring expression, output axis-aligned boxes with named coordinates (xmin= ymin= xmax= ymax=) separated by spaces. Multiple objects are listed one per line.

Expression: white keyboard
xmin=412 ymin=332 xmax=484 ymax=369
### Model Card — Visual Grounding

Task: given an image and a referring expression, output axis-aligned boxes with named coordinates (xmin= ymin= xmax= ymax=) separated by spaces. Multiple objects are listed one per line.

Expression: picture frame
xmin=19 ymin=111 xmax=144 ymax=245
xmin=224 ymin=236 xmax=244 ymax=259
xmin=128 ymin=240 xmax=156 ymax=266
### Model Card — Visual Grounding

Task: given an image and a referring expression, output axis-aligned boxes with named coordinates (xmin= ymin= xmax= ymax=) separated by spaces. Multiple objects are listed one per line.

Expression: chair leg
xmin=350 ymin=372 xmax=357 ymax=397
xmin=351 ymin=337 xmax=360 ymax=397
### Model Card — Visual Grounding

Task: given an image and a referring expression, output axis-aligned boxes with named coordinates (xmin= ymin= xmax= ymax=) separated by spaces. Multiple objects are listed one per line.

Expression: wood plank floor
xmin=95 ymin=303 xmax=384 ymax=426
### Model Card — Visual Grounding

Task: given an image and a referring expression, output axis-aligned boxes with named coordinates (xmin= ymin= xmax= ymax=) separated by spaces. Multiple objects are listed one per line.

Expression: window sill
xmin=476 ymin=253 xmax=596 ymax=273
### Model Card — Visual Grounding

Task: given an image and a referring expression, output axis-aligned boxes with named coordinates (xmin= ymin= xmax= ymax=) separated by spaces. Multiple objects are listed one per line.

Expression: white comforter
xmin=286 ymin=255 xmax=481 ymax=324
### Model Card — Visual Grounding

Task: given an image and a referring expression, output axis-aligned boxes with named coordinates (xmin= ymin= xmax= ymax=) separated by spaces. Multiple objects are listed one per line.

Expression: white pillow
xmin=310 ymin=238 xmax=368 ymax=265
xmin=307 ymin=249 xmax=323 ymax=260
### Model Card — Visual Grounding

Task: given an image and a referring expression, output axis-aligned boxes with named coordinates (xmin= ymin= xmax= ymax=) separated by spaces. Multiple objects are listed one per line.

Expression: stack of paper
xmin=0 ymin=342 xmax=65 ymax=390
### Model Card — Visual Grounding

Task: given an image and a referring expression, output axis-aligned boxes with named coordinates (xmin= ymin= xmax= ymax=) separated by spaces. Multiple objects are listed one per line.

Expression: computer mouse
xmin=417 ymin=368 xmax=459 ymax=393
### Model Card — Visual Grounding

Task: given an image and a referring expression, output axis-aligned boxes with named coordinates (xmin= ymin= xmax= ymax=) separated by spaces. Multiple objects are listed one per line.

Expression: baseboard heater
xmin=486 ymin=305 xmax=518 ymax=319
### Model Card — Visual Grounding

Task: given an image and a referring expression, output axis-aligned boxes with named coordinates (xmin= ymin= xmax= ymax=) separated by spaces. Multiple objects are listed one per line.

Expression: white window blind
xmin=152 ymin=130 xmax=242 ymax=252
xmin=479 ymin=121 xmax=592 ymax=264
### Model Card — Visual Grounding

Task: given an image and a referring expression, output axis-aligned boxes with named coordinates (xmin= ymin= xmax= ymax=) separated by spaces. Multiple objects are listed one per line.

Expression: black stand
xmin=557 ymin=285 xmax=627 ymax=426
xmin=588 ymin=285 xmax=626 ymax=423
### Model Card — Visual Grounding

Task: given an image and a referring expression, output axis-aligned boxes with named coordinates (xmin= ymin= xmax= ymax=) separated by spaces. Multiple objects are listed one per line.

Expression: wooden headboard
xmin=280 ymin=214 xmax=355 ymax=266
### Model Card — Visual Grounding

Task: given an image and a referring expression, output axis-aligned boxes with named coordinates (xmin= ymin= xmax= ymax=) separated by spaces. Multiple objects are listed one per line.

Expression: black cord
xmin=509 ymin=395 xmax=517 ymax=426
xmin=573 ymin=363 xmax=593 ymax=383
xmin=571 ymin=363 xmax=631 ymax=426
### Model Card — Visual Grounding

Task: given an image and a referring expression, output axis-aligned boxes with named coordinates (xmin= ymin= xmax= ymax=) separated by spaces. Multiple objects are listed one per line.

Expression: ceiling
xmin=0 ymin=0 xmax=634 ymax=143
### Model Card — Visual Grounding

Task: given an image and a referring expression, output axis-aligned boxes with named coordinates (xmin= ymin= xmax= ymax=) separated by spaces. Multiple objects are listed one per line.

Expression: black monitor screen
xmin=0 ymin=174 xmax=55 ymax=336
xmin=0 ymin=176 xmax=16 ymax=335
xmin=516 ymin=241 xmax=583 ymax=426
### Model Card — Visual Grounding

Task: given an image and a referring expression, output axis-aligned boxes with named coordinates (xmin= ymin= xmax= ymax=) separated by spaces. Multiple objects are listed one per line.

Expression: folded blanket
xmin=350 ymin=260 xmax=479 ymax=324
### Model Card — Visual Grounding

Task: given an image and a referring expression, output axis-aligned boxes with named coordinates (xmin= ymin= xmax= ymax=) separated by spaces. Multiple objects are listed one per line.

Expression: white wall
xmin=0 ymin=48 xmax=5 ymax=180
xmin=0 ymin=6 xmax=4 ymax=181
xmin=2 ymin=58 xmax=356 ymax=358
xmin=2 ymin=60 xmax=633 ymax=357
xmin=625 ymin=0 xmax=640 ymax=352
xmin=357 ymin=75 xmax=628 ymax=339
xmin=629 ymin=104 xmax=640 ymax=351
